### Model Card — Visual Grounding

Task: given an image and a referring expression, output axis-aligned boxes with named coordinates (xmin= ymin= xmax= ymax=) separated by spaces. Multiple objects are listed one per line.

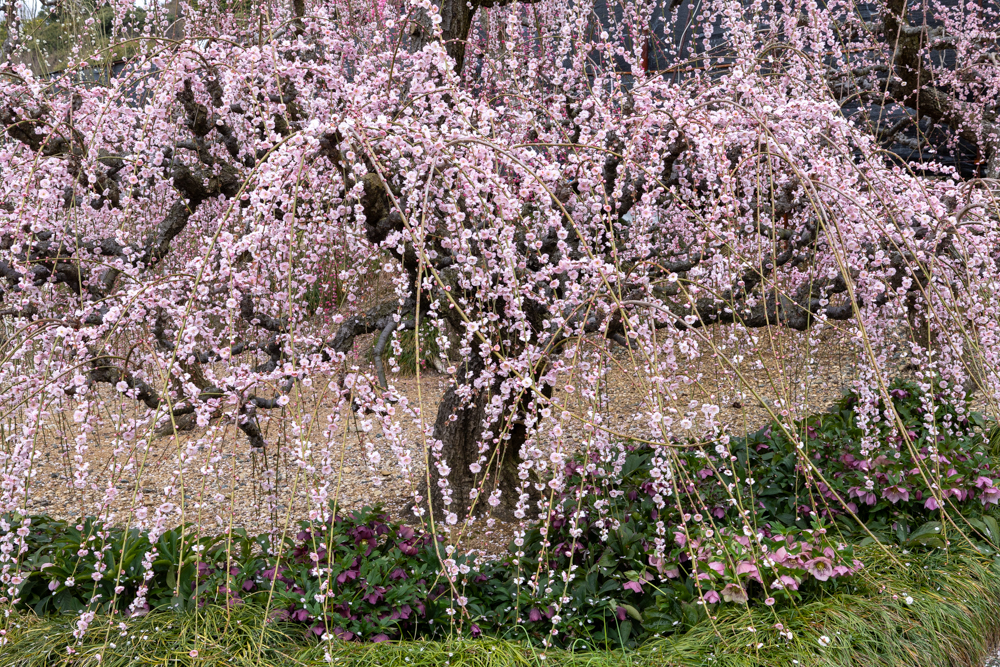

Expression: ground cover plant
xmin=2 ymin=0 xmax=1000 ymax=661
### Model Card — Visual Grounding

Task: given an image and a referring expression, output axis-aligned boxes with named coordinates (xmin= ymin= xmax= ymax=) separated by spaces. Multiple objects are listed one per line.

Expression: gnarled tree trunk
xmin=422 ymin=345 xmax=535 ymax=523
xmin=409 ymin=0 xmax=477 ymax=74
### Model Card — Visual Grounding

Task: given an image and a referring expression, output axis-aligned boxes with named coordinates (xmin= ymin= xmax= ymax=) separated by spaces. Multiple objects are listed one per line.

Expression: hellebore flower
xmin=721 ymin=583 xmax=748 ymax=604
xmin=882 ymin=485 xmax=909 ymax=504
xmin=805 ymin=557 xmax=835 ymax=581
xmin=623 ymin=580 xmax=643 ymax=594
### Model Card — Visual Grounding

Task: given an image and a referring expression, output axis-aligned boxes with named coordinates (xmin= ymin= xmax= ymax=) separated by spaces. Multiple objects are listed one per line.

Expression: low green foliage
xmin=465 ymin=443 xmax=858 ymax=650
xmin=473 ymin=379 xmax=1000 ymax=650
xmin=10 ymin=507 xmax=483 ymax=642
xmin=638 ymin=544 xmax=1000 ymax=667
xmin=691 ymin=379 xmax=1000 ymax=544
xmin=3 ymin=544 xmax=1000 ymax=666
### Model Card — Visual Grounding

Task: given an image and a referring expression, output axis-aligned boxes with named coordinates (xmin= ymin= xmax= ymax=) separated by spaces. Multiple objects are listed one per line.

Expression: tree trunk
xmin=410 ymin=0 xmax=478 ymax=74
xmin=422 ymin=351 xmax=528 ymax=523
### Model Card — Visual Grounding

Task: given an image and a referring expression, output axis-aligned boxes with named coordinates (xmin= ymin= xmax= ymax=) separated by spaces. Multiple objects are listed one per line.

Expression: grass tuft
xmin=3 ymin=545 xmax=999 ymax=667
xmin=639 ymin=544 xmax=1000 ymax=667
xmin=368 ymin=322 xmax=444 ymax=375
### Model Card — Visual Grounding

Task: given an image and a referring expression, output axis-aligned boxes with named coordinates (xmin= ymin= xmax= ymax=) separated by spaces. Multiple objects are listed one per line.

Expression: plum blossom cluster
xmin=0 ymin=0 xmax=998 ymax=648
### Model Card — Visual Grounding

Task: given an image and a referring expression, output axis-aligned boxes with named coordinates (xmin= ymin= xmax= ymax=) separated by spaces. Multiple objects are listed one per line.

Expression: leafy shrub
xmin=682 ymin=379 xmax=1000 ymax=545
xmin=8 ymin=508 xmax=471 ymax=642
xmin=467 ymin=445 xmax=859 ymax=650
xmin=246 ymin=507 xmax=473 ymax=641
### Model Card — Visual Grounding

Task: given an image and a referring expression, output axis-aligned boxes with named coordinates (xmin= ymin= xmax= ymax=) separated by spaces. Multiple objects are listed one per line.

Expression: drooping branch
xmin=408 ymin=0 xmax=544 ymax=74
xmin=239 ymin=294 xmax=288 ymax=334
xmin=0 ymin=126 xmax=245 ymax=301
xmin=83 ymin=357 xmax=195 ymax=417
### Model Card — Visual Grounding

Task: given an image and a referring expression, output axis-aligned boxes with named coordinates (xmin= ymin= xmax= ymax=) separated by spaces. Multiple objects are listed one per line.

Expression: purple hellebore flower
xmin=981 ymin=486 xmax=1000 ymax=505
xmin=805 ymin=557 xmax=835 ymax=581
xmin=883 ymin=485 xmax=909 ymax=504
xmin=648 ymin=555 xmax=665 ymax=573
xmin=623 ymin=580 xmax=643 ymax=594
xmin=337 ymin=569 xmax=358 ymax=585
xmin=975 ymin=476 xmax=995 ymax=489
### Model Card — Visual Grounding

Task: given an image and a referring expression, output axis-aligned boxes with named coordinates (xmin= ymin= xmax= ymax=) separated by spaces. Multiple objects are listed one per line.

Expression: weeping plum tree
xmin=0 ymin=0 xmax=998 ymax=559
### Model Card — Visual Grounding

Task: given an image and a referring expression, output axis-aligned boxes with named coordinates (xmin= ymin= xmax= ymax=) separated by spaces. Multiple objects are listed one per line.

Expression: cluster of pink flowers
xmin=0 ymin=0 xmax=997 ymax=643
xmin=670 ymin=526 xmax=862 ymax=606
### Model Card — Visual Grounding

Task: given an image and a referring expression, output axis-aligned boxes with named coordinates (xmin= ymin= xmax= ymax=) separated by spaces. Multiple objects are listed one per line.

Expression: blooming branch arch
xmin=0 ymin=0 xmax=997 ymax=631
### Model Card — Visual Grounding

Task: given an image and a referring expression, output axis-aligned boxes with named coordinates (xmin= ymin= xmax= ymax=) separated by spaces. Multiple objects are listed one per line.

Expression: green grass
xmin=368 ymin=322 xmax=444 ymax=376
xmin=4 ymin=543 xmax=1000 ymax=667
xmin=638 ymin=544 xmax=1000 ymax=667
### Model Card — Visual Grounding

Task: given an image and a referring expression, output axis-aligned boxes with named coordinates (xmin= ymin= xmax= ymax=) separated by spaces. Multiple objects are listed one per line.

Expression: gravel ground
xmin=21 ymin=323 xmax=891 ymax=554
xmin=986 ymin=649 xmax=1000 ymax=667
